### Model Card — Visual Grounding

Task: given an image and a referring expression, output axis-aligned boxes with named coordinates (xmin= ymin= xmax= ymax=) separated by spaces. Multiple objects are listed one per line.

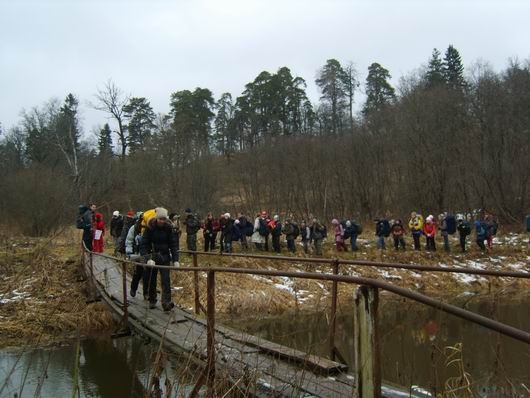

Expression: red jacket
xmin=423 ymin=221 xmax=437 ymax=237
xmin=94 ymin=213 xmax=105 ymax=234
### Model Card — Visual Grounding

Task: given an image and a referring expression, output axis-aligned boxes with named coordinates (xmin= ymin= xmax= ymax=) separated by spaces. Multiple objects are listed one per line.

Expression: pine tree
xmin=363 ymin=62 xmax=396 ymax=115
xmin=443 ymin=45 xmax=466 ymax=90
xmin=123 ymin=97 xmax=156 ymax=154
xmin=426 ymin=48 xmax=445 ymax=87
xmin=97 ymin=123 xmax=113 ymax=156
xmin=214 ymin=92 xmax=237 ymax=157
xmin=315 ymin=59 xmax=348 ymax=134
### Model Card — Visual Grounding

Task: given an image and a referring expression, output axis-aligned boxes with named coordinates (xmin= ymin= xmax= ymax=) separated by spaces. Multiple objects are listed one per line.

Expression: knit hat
xmin=127 ymin=210 xmax=135 ymax=217
xmin=224 ymin=213 xmax=231 ymax=219
xmin=185 ymin=208 xmax=192 ymax=213
xmin=273 ymin=215 xmax=279 ymax=221
xmin=113 ymin=210 xmax=119 ymax=217
xmin=155 ymin=207 xmax=168 ymax=220
xmin=426 ymin=215 xmax=434 ymax=222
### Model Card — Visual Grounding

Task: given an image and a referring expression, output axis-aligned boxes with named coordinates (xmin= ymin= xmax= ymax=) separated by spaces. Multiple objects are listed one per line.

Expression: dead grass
xmin=0 ymin=229 xmax=117 ymax=348
xmin=1 ymin=226 xmax=527 ymax=347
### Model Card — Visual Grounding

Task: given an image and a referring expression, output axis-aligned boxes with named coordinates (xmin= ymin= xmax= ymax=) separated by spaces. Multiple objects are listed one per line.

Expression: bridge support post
xmin=353 ymin=285 xmax=381 ymax=398
xmin=206 ymin=270 xmax=216 ymax=397
xmin=329 ymin=259 xmax=339 ymax=361
xmin=193 ymin=252 xmax=200 ymax=315
xmin=121 ymin=261 xmax=129 ymax=329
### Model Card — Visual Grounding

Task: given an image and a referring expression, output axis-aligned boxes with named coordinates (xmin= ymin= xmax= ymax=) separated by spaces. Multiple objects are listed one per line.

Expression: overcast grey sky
xmin=1 ymin=0 xmax=529 ymax=136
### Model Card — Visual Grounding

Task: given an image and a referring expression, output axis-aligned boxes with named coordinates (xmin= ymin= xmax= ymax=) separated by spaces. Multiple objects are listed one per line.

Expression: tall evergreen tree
xmin=315 ymin=59 xmax=348 ymax=134
xmin=170 ymin=88 xmax=215 ymax=162
xmin=425 ymin=48 xmax=445 ymax=87
xmin=123 ymin=97 xmax=156 ymax=153
xmin=214 ymin=92 xmax=237 ymax=157
xmin=343 ymin=62 xmax=359 ymax=131
xmin=443 ymin=45 xmax=466 ymax=90
xmin=97 ymin=123 xmax=113 ymax=156
xmin=363 ymin=62 xmax=396 ymax=115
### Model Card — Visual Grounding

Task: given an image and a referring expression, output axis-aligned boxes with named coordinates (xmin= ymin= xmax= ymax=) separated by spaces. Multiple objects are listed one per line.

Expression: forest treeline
xmin=0 ymin=46 xmax=529 ymax=236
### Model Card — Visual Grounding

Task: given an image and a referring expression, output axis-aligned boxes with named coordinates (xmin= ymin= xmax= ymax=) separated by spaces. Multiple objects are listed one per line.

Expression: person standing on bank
xmin=110 ymin=210 xmax=124 ymax=250
xmin=92 ymin=212 xmax=105 ymax=253
xmin=183 ymin=208 xmax=200 ymax=252
xmin=140 ymin=207 xmax=179 ymax=311
xmin=408 ymin=211 xmax=424 ymax=251
xmin=79 ymin=204 xmax=95 ymax=251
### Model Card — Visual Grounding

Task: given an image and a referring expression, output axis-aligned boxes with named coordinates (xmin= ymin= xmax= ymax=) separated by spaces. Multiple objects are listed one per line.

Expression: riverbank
xmin=0 ymin=227 xmax=528 ymax=348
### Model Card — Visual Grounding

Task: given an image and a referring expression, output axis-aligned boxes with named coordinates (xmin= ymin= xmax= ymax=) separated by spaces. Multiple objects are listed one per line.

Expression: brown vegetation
xmin=1 ymin=226 xmax=528 ymax=348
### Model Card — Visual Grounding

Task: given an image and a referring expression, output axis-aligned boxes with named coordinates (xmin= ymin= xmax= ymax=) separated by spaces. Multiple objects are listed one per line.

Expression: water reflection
xmin=227 ymin=294 xmax=530 ymax=396
xmin=0 ymin=336 xmax=198 ymax=398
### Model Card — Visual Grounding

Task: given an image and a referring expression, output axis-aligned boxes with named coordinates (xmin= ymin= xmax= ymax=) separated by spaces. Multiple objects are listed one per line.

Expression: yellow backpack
xmin=140 ymin=209 xmax=156 ymax=234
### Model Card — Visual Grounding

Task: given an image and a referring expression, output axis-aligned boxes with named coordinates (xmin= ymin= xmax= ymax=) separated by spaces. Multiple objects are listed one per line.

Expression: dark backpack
xmin=476 ymin=221 xmax=487 ymax=238
xmin=291 ymin=223 xmax=300 ymax=239
xmin=353 ymin=221 xmax=363 ymax=235
xmin=258 ymin=218 xmax=268 ymax=236
xmin=187 ymin=215 xmax=200 ymax=233
xmin=446 ymin=215 xmax=456 ymax=235
xmin=380 ymin=220 xmax=391 ymax=237
xmin=76 ymin=205 xmax=89 ymax=229
xmin=526 ymin=215 xmax=530 ymax=232
xmin=76 ymin=216 xmax=85 ymax=229
xmin=460 ymin=221 xmax=471 ymax=236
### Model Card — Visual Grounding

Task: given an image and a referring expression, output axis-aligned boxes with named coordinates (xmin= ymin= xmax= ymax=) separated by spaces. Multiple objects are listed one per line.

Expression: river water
xmin=0 ymin=336 xmax=201 ymax=397
xmin=228 ymin=292 xmax=530 ymax=396
xmin=1 ymin=294 xmax=528 ymax=397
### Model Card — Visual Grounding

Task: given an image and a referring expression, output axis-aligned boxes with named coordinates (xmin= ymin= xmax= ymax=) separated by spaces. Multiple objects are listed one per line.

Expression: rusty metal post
xmin=206 ymin=270 xmax=216 ymax=398
xmin=89 ymin=251 xmax=94 ymax=279
xmin=353 ymin=285 xmax=381 ymax=398
xmin=121 ymin=261 xmax=129 ymax=328
xmin=329 ymin=258 xmax=339 ymax=361
xmin=193 ymin=252 xmax=200 ymax=315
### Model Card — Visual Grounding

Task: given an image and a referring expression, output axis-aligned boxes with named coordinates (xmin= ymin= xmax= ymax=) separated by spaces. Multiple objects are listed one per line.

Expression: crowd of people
xmin=78 ymin=204 xmax=509 ymax=312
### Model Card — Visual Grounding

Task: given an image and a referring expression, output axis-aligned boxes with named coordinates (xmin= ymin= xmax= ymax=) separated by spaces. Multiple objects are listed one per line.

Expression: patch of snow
xmin=410 ymin=272 xmax=422 ymax=278
xmin=379 ymin=270 xmax=402 ymax=280
xmin=457 ymin=291 xmax=476 ymax=298
xmin=453 ymin=273 xmax=478 ymax=284
xmin=465 ymin=260 xmax=486 ymax=269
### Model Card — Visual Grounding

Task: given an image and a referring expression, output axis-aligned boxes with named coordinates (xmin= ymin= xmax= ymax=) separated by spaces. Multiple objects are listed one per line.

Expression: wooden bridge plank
xmin=86 ymin=253 xmax=427 ymax=398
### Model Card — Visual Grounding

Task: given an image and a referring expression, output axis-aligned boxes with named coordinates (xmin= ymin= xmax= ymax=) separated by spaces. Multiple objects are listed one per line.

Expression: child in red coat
xmin=423 ymin=215 xmax=437 ymax=251
xmin=92 ymin=212 xmax=105 ymax=253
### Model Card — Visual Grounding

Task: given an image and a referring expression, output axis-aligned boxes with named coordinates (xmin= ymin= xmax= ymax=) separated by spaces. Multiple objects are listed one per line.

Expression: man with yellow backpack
xmin=408 ymin=211 xmax=424 ymax=251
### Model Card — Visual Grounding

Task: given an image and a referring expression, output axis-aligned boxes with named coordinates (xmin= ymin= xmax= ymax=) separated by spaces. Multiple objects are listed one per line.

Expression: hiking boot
xmin=130 ymin=289 xmax=136 ymax=298
xmin=162 ymin=302 xmax=175 ymax=312
xmin=149 ymin=302 xmax=157 ymax=309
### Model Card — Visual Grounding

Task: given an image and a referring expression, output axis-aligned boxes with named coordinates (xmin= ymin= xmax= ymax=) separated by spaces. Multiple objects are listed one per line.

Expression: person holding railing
xmin=140 ymin=207 xmax=179 ymax=311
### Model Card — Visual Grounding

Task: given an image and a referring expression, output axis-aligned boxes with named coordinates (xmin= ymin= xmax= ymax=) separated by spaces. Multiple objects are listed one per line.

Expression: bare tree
xmin=93 ymin=80 xmax=129 ymax=158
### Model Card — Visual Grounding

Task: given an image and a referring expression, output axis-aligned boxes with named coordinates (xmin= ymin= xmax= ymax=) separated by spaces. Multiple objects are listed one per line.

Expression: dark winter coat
xmin=184 ymin=214 xmax=200 ymax=234
xmin=282 ymin=223 xmax=295 ymax=240
xmin=110 ymin=215 xmax=124 ymax=238
xmin=140 ymin=218 xmax=179 ymax=263
xmin=118 ymin=215 xmax=136 ymax=253
xmin=221 ymin=218 xmax=235 ymax=242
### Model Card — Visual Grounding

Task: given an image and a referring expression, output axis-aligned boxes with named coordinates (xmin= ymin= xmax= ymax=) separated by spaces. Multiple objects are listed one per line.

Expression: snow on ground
xmin=273 ymin=276 xmax=295 ymax=295
xmin=378 ymin=269 xmax=402 ymax=280
xmin=0 ymin=289 xmax=31 ymax=304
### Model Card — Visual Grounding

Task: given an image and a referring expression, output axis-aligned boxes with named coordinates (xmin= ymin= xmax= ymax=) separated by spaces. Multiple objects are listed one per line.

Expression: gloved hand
xmin=146 ymin=259 xmax=155 ymax=266
xmin=173 ymin=261 xmax=180 ymax=267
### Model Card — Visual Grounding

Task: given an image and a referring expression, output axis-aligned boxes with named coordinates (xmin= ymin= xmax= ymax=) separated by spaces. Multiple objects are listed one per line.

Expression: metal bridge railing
xmin=82 ymin=245 xmax=530 ymax=397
